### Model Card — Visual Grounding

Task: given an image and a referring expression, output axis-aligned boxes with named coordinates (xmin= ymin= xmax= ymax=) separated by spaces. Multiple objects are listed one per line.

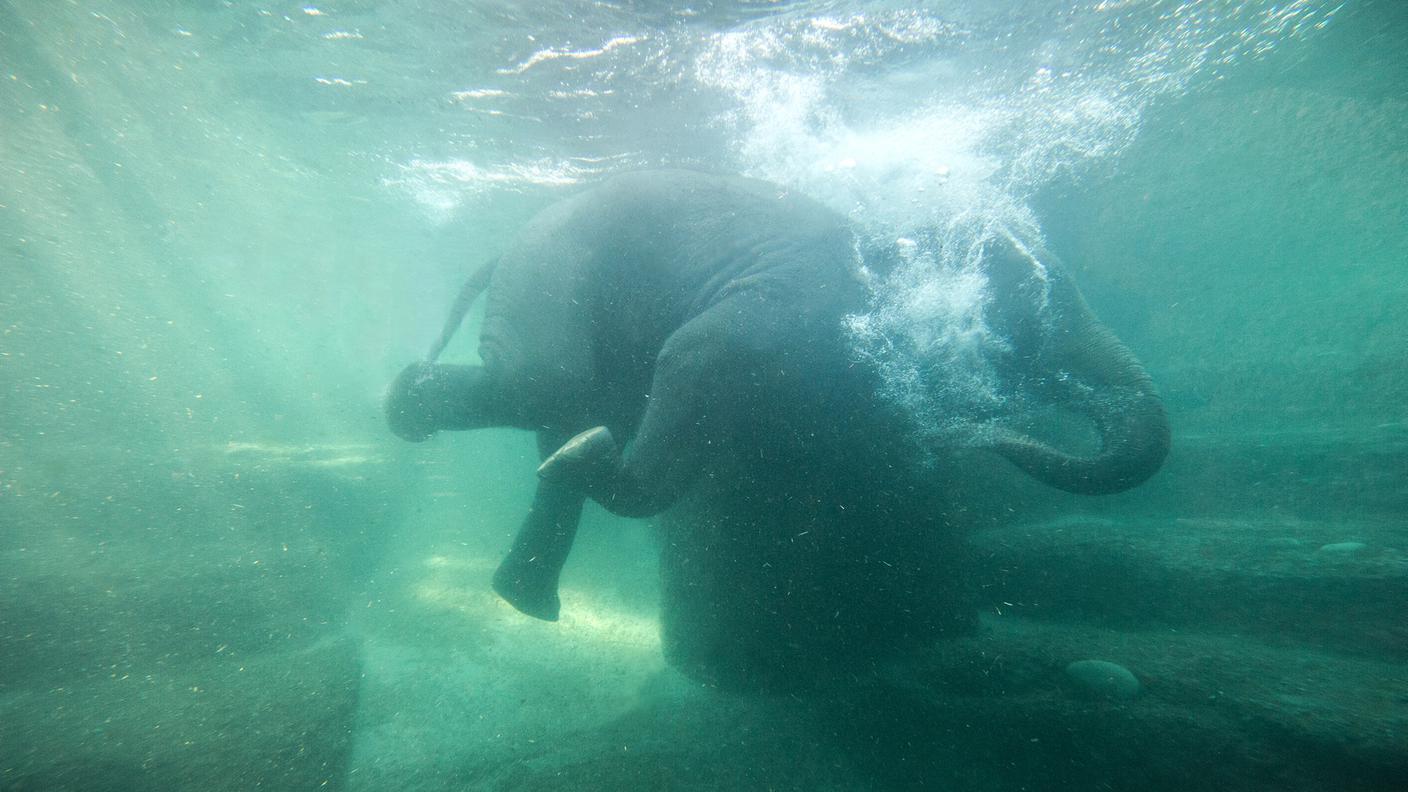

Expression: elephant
xmin=385 ymin=170 xmax=1169 ymax=685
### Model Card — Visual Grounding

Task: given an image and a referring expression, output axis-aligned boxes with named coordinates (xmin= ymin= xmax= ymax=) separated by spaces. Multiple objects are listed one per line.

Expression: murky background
xmin=2 ymin=1 xmax=1404 ymax=790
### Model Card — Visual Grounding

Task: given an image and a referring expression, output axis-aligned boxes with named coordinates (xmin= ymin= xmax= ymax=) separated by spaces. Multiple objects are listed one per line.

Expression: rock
xmin=1064 ymin=659 xmax=1141 ymax=700
xmin=0 ymin=635 xmax=362 ymax=791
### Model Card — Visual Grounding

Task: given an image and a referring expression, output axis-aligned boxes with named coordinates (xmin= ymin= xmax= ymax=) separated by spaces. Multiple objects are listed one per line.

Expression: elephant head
xmin=981 ymin=233 xmax=1170 ymax=495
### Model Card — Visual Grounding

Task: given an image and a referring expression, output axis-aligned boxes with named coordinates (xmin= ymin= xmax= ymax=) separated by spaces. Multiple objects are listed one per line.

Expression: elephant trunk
xmin=992 ymin=291 xmax=1170 ymax=495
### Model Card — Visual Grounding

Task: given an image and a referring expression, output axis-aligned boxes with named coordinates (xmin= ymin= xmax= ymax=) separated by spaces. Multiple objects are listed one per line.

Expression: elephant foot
xmin=537 ymin=426 xmax=618 ymax=495
xmin=384 ymin=362 xmax=439 ymax=442
xmin=492 ymin=553 xmax=562 ymax=621
xmin=385 ymin=362 xmax=502 ymax=441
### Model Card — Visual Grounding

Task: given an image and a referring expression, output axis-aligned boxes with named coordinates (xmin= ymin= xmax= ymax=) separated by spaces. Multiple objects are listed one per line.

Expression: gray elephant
xmin=386 ymin=170 xmax=1169 ymax=685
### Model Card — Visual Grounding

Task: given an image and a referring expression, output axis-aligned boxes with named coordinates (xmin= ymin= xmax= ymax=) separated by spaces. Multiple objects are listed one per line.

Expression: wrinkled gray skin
xmin=386 ymin=170 xmax=1170 ymax=625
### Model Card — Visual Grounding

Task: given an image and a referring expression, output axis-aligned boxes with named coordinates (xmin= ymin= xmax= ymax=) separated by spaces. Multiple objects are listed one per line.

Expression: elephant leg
xmin=384 ymin=362 xmax=519 ymax=441
xmin=540 ymin=291 xmax=792 ymax=518
xmin=492 ymin=432 xmax=585 ymax=621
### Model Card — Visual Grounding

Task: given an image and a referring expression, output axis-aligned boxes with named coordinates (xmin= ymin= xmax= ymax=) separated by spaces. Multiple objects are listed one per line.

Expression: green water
xmin=1 ymin=1 xmax=1404 ymax=790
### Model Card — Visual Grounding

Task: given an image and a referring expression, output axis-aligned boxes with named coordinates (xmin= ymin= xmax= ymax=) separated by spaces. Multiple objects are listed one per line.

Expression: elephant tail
xmin=426 ymin=257 xmax=499 ymax=362
xmin=989 ymin=252 xmax=1170 ymax=495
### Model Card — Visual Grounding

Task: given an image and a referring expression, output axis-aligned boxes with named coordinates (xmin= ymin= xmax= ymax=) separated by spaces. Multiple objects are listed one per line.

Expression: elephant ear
xmin=981 ymin=234 xmax=1171 ymax=495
